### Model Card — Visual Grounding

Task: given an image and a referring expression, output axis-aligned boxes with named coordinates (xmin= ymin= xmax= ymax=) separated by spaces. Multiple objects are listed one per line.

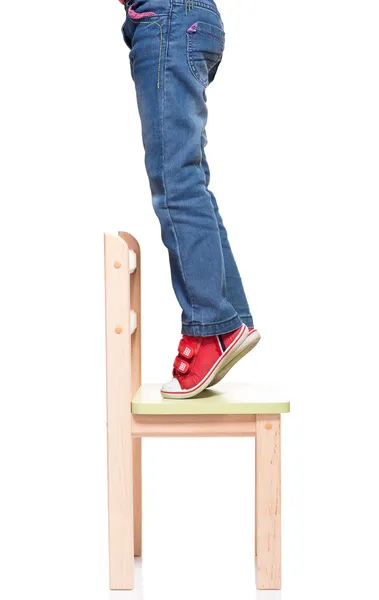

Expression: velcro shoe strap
xmin=178 ymin=340 xmax=196 ymax=359
xmin=174 ymin=356 xmax=190 ymax=374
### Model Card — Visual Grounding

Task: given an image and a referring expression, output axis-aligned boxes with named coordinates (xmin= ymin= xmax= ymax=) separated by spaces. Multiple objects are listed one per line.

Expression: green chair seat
xmin=132 ymin=383 xmax=290 ymax=415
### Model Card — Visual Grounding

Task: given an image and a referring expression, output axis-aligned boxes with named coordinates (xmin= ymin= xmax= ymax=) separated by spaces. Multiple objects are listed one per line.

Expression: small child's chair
xmin=104 ymin=232 xmax=290 ymax=591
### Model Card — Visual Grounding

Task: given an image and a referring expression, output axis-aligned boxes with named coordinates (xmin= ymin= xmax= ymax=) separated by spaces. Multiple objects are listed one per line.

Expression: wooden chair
xmin=104 ymin=231 xmax=290 ymax=592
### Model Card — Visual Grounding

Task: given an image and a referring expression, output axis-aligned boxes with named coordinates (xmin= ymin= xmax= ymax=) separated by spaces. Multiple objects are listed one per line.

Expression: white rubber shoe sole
xmin=207 ymin=329 xmax=261 ymax=388
xmin=160 ymin=324 xmax=249 ymax=399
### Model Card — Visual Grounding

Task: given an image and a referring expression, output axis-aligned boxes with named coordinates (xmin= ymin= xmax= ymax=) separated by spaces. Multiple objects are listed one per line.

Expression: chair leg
xmin=107 ymin=423 xmax=134 ymax=590
xmin=255 ymin=436 xmax=257 ymax=557
xmin=255 ymin=415 xmax=281 ymax=590
xmin=133 ymin=437 xmax=142 ymax=557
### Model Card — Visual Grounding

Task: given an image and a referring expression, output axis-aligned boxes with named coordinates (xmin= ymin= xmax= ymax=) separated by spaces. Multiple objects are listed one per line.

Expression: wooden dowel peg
xmin=130 ymin=310 xmax=137 ymax=334
xmin=129 ymin=250 xmax=137 ymax=274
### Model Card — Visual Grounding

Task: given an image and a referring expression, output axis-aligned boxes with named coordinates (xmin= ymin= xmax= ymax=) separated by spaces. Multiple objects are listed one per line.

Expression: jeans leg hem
xmin=240 ymin=316 xmax=254 ymax=329
xmin=181 ymin=314 xmax=243 ymax=337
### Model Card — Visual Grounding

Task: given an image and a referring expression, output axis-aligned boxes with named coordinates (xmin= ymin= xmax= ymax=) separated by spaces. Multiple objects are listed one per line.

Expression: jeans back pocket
xmin=186 ymin=21 xmax=225 ymax=88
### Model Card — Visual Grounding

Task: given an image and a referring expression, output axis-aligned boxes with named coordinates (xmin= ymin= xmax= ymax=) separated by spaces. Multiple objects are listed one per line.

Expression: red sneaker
xmin=207 ymin=327 xmax=261 ymax=388
xmin=160 ymin=324 xmax=248 ymax=399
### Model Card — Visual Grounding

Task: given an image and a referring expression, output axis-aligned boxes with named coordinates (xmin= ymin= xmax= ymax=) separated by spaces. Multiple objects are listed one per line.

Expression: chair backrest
xmin=104 ymin=231 xmax=141 ymax=408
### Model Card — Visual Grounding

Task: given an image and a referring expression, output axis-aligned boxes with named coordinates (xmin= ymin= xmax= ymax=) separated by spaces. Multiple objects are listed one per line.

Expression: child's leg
xmin=122 ymin=0 xmax=244 ymax=336
xmin=201 ymin=131 xmax=254 ymax=329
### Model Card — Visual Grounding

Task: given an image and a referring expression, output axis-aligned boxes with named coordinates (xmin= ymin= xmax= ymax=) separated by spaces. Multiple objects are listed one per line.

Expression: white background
xmin=0 ymin=0 xmax=378 ymax=598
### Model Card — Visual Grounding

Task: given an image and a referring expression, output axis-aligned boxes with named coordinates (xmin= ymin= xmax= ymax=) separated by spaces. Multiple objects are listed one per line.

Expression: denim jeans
xmin=122 ymin=0 xmax=254 ymax=336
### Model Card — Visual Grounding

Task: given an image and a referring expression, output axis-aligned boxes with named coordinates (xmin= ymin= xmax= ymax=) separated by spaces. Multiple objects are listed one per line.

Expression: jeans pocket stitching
xmin=186 ymin=30 xmax=224 ymax=88
xmin=186 ymin=33 xmax=209 ymax=87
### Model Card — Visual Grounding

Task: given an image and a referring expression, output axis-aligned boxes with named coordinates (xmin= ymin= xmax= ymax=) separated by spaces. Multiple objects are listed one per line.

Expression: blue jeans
xmin=122 ymin=0 xmax=254 ymax=336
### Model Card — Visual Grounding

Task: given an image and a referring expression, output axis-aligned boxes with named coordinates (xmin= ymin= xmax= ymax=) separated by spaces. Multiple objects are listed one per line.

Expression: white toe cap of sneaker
xmin=161 ymin=378 xmax=182 ymax=393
